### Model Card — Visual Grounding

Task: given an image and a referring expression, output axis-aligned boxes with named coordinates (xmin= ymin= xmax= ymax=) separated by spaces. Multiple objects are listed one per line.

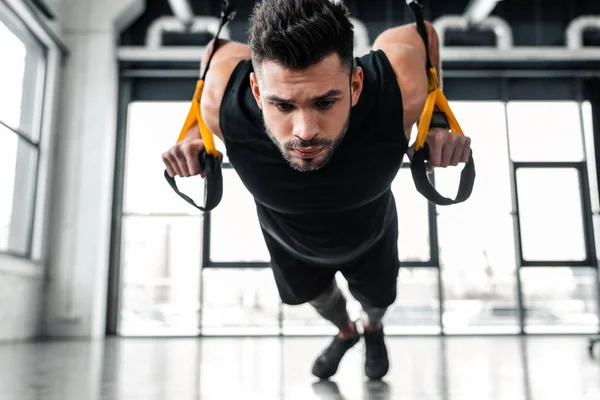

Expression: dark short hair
xmin=248 ymin=0 xmax=355 ymax=73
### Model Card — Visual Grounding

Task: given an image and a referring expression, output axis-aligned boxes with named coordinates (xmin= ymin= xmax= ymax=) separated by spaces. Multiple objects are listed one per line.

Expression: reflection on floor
xmin=0 ymin=336 xmax=599 ymax=399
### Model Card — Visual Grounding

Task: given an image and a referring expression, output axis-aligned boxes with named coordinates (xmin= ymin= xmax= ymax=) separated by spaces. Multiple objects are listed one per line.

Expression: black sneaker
xmin=363 ymin=326 xmax=389 ymax=380
xmin=311 ymin=323 xmax=360 ymax=379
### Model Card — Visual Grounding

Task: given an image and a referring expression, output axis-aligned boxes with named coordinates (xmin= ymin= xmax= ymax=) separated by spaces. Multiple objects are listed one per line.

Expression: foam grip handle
xmin=429 ymin=110 xmax=450 ymax=129
xmin=164 ymin=151 xmax=223 ymax=212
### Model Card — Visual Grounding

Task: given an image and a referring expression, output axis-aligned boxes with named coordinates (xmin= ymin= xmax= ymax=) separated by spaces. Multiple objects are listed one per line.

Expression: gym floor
xmin=0 ymin=336 xmax=598 ymax=399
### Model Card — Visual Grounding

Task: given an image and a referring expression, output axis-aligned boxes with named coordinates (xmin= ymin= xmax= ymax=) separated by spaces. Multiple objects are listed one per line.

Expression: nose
xmin=292 ymin=110 xmax=319 ymax=141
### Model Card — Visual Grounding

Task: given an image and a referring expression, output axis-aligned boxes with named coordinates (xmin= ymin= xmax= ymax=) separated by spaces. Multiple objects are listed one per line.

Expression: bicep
xmin=200 ymin=41 xmax=251 ymax=141
xmin=382 ymin=45 xmax=428 ymax=137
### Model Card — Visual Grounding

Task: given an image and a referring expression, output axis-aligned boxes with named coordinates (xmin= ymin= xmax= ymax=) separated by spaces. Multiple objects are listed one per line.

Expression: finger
xmin=167 ymin=153 xmax=184 ymax=176
xmin=461 ymin=137 xmax=472 ymax=163
xmin=428 ymin=130 xmax=444 ymax=167
xmin=440 ymin=133 xmax=457 ymax=168
xmin=162 ymin=153 xmax=177 ymax=177
xmin=173 ymin=145 xmax=191 ymax=177
xmin=450 ymin=136 xmax=465 ymax=166
xmin=182 ymin=143 xmax=202 ymax=176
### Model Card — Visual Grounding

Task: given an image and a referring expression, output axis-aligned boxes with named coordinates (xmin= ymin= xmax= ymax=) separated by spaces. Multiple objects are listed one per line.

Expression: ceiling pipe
xmin=433 ymin=15 xmax=513 ymax=50
xmin=566 ymin=16 xmax=600 ymax=49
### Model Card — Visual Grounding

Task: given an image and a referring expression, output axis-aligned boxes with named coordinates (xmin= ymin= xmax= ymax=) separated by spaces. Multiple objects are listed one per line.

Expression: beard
xmin=262 ymin=110 xmax=351 ymax=173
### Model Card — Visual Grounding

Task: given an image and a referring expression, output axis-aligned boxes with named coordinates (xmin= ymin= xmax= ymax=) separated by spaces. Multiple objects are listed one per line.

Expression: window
xmin=582 ymin=101 xmax=600 ymax=258
xmin=516 ymin=168 xmax=587 ymax=262
xmin=384 ymin=268 xmax=441 ymax=334
xmin=507 ymin=102 xmax=585 ymax=162
xmin=521 ymin=267 xmax=598 ymax=333
xmin=209 ymin=169 xmax=270 ymax=263
xmin=0 ymin=6 xmax=46 ymax=256
xmin=393 ymin=168 xmax=431 ymax=262
xmin=118 ymin=215 xmax=202 ymax=336
xmin=201 ymin=268 xmax=280 ymax=335
xmin=119 ymin=102 xmax=206 ymax=336
xmin=434 ymin=102 xmax=520 ymax=334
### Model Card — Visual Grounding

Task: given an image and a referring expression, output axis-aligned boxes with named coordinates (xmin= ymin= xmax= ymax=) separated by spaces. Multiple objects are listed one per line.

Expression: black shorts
xmin=262 ymin=224 xmax=400 ymax=308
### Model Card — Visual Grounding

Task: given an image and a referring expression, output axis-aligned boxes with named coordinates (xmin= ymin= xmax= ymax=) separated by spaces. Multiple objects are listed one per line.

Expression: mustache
xmin=284 ymin=138 xmax=332 ymax=150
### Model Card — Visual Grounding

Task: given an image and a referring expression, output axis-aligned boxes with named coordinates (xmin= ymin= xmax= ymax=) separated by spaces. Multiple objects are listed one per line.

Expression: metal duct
xmin=566 ymin=16 xmax=600 ymax=49
xmin=433 ymin=15 xmax=513 ymax=50
xmin=350 ymin=18 xmax=371 ymax=57
xmin=463 ymin=0 xmax=504 ymax=25
xmin=167 ymin=0 xmax=194 ymax=27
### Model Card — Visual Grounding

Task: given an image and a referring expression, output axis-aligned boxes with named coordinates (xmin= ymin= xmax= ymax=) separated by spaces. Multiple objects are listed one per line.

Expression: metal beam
xmin=118 ymin=46 xmax=600 ymax=63
xmin=439 ymin=47 xmax=600 ymax=62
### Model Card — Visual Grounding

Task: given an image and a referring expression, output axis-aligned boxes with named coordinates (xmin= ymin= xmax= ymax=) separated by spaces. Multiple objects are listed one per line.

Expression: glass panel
xmin=281 ymin=274 xmax=361 ymax=335
xmin=428 ymin=102 xmax=519 ymax=333
xmin=440 ymin=214 xmax=520 ymax=334
xmin=516 ymin=168 xmax=587 ymax=262
xmin=0 ymin=12 xmax=45 ymax=139
xmin=118 ymin=215 xmax=202 ymax=336
xmin=594 ymin=215 xmax=600 ymax=260
xmin=392 ymin=169 xmax=430 ymax=262
xmin=201 ymin=269 xmax=280 ymax=334
xmin=507 ymin=101 xmax=584 ymax=162
xmin=282 ymin=270 xmax=438 ymax=335
xmin=209 ymin=169 xmax=270 ymax=262
xmin=384 ymin=268 xmax=441 ymax=334
xmin=0 ymin=125 xmax=38 ymax=255
xmin=521 ymin=267 xmax=599 ymax=333
xmin=582 ymin=101 xmax=599 ymax=213
xmin=435 ymin=101 xmax=512 ymax=214
xmin=123 ymin=101 xmax=228 ymax=215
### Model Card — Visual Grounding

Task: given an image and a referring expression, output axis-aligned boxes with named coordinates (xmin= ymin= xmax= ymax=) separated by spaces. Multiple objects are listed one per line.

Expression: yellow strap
xmin=176 ymin=80 xmax=218 ymax=156
xmin=414 ymin=68 xmax=464 ymax=151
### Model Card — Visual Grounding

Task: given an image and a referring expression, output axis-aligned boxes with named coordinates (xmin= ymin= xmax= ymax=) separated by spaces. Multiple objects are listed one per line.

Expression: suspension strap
xmin=164 ymin=0 xmax=237 ymax=212
xmin=406 ymin=0 xmax=476 ymax=206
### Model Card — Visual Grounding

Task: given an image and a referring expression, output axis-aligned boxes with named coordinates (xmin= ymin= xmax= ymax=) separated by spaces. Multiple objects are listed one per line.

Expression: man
xmin=162 ymin=0 xmax=471 ymax=380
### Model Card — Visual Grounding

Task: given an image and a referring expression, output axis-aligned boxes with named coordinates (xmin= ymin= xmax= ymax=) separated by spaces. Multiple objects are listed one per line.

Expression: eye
xmin=315 ymin=99 xmax=336 ymax=110
xmin=274 ymin=102 xmax=295 ymax=112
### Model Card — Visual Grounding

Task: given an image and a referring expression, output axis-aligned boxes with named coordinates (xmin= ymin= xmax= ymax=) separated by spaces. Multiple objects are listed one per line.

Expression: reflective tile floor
xmin=1 ymin=336 xmax=600 ymax=400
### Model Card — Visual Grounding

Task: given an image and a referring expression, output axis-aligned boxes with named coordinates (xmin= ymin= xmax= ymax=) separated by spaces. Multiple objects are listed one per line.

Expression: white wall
xmin=42 ymin=0 xmax=144 ymax=339
xmin=0 ymin=0 xmax=144 ymax=342
xmin=0 ymin=258 xmax=45 ymax=341
xmin=0 ymin=0 xmax=63 ymax=342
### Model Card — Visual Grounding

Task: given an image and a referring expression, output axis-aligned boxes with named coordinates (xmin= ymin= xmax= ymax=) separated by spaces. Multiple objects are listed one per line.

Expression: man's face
xmin=250 ymin=53 xmax=363 ymax=172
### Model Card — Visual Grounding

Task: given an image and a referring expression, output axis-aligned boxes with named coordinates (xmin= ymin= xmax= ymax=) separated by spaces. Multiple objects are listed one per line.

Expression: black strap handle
xmin=164 ymin=152 xmax=223 ymax=212
xmin=410 ymin=146 xmax=476 ymax=206
xmin=164 ymin=0 xmax=236 ymax=212
xmin=406 ymin=0 xmax=476 ymax=206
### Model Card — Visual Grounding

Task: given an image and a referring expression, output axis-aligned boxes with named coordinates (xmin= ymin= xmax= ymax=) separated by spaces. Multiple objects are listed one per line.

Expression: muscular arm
xmin=371 ymin=22 xmax=441 ymax=137
xmin=184 ymin=39 xmax=251 ymax=142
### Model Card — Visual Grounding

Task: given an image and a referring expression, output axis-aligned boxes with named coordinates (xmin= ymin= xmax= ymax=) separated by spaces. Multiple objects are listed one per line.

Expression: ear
xmin=350 ymin=66 xmax=364 ymax=107
xmin=249 ymin=72 xmax=263 ymax=109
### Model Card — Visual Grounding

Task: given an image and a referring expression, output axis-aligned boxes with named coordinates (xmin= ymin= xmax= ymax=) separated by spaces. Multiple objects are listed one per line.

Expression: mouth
xmin=290 ymin=146 xmax=324 ymax=159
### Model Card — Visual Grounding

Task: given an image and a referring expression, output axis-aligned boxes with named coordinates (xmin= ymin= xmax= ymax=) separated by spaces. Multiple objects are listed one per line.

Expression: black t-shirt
xmin=219 ymin=49 xmax=408 ymax=267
